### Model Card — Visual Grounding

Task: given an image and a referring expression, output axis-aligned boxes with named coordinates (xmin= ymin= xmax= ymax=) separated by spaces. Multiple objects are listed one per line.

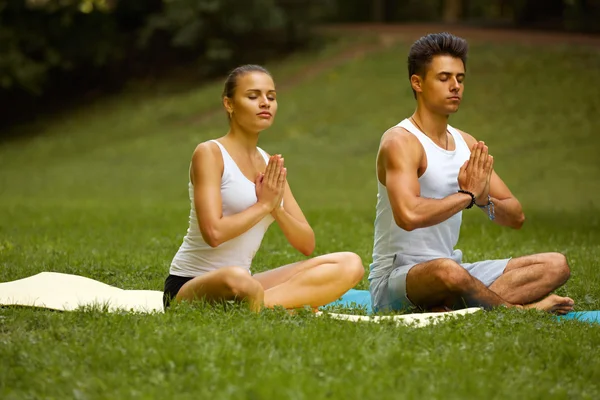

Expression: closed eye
xmin=437 ymin=72 xmax=465 ymax=82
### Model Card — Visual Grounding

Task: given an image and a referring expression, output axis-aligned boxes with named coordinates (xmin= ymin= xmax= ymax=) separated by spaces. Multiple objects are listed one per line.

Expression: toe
xmin=559 ymin=296 xmax=575 ymax=305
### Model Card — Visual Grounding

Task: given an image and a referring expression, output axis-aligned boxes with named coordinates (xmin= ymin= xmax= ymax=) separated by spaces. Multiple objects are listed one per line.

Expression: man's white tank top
xmin=369 ymin=119 xmax=471 ymax=280
xmin=169 ymin=140 xmax=274 ymax=277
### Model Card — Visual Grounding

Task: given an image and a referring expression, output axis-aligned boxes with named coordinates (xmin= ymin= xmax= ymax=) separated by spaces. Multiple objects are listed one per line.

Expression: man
xmin=369 ymin=32 xmax=574 ymax=314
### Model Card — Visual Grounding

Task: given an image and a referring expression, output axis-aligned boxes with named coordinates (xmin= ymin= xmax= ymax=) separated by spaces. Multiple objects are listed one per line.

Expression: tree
xmin=372 ymin=0 xmax=385 ymax=22
xmin=442 ymin=0 xmax=463 ymax=23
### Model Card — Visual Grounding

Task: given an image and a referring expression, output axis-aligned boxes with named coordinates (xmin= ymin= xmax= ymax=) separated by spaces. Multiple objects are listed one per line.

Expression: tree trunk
xmin=372 ymin=0 xmax=385 ymax=22
xmin=442 ymin=0 xmax=463 ymax=23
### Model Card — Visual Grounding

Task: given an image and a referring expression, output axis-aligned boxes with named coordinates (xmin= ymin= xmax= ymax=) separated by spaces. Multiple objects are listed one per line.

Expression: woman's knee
xmin=333 ymin=252 xmax=365 ymax=283
xmin=221 ymin=267 xmax=263 ymax=299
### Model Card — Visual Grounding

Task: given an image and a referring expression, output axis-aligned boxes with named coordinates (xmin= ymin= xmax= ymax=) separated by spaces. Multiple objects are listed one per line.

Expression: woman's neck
xmin=223 ymin=124 xmax=260 ymax=154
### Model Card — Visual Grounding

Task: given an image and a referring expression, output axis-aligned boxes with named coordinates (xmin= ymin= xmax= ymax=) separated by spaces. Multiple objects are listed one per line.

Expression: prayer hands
xmin=476 ymin=154 xmax=494 ymax=206
xmin=256 ymin=154 xmax=286 ymax=211
xmin=458 ymin=141 xmax=493 ymax=199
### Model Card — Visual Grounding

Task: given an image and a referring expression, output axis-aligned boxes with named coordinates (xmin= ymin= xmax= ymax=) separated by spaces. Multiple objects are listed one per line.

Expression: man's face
xmin=415 ymin=55 xmax=465 ymax=115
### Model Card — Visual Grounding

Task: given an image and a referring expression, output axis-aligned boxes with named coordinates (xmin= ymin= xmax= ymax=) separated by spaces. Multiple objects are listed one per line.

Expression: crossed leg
xmin=174 ymin=252 xmax=364 ymax=311
xmin=489 ymin=252 xmax=571 ymax=304
xmin=405 ymin=253 xmax=574 ymax=314
xmin=253 ymin=252 xmax=365 ymax=309
xmin=175 ymin=266 xmax=265 ymax=311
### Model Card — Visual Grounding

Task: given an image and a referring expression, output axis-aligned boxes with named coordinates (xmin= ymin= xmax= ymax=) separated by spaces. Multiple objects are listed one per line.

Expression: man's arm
xmin=487 ymin=172 xmax=526 ymax=229
xmin=381 ymin=129 xmax=475 ymax=231
xmin=459 ymin=130 xmax=525 ymax=229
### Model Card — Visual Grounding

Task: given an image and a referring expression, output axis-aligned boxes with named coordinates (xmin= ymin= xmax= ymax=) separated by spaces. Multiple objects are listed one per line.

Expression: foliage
xmin=139 ymin=0 xmax=333 ymax=75
xmin=0 ymin=0 xmax=154 ymax=96
xmin=325 ymin=0 xmax=600 ymax=32
xmin=0 ymin=0 xmax=329 ymax=96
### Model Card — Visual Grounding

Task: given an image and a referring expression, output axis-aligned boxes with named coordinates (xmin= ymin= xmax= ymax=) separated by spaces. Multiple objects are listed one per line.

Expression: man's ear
xmin=410 ymin=74 xmax=423 ymax=94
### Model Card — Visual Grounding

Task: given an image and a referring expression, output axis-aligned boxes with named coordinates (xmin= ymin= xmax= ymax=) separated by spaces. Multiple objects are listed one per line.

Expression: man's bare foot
xmin=524 ymin=294 xmax=575 ymax=315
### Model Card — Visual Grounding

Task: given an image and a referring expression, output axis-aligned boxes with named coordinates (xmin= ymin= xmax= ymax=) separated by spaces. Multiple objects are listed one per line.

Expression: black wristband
xmin=458 ymin=189 xmax=476 ymax=209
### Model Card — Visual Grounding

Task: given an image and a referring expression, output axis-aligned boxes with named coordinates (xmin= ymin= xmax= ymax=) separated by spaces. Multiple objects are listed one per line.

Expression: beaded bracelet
xmin=457 ymin=189 xmax=476 ymax=209
xmin=477 ymin=195 xmax=496 ymax=221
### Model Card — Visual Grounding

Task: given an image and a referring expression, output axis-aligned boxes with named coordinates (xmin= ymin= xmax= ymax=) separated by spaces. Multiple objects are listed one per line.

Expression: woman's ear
xmin=223 ymin=97 xmax=234 ymax=116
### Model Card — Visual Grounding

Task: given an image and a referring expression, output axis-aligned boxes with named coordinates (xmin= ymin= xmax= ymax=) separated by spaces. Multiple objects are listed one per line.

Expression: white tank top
xmin=369 ymin=119 xmax=471 ymax=280
xmin=169 ymin=140 xmax=274 ymax=277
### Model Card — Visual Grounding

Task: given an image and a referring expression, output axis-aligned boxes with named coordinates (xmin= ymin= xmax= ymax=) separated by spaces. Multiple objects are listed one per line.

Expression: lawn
xmin=1 ymin=33 xmax=599 ymax=399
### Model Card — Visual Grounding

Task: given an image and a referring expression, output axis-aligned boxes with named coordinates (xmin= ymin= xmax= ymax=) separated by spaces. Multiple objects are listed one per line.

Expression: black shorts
xmin=163 ymin=274 xmax=194 ymax=309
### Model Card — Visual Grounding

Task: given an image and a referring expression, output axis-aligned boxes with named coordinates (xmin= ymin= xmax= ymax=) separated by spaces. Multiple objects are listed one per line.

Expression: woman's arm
xmin=192 ymin=142 xmax=283 ymax=247
xmin=271 ymin=180 xmax=315 ymax=256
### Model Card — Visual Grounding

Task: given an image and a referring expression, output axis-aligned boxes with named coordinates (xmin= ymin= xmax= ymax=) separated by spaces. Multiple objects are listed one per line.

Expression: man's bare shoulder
xmin=378 ymin=127 xmax=424 ymax=174
xmin=380 ymin=126 xmax=421 ymax=155
xmin=454 ymin=127 xmax=478 ymax=148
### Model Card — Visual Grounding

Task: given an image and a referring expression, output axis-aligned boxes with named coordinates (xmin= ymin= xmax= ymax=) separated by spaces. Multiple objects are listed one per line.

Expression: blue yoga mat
xmin=326 ymin=289 xmax=600 ymax=324
xmin=326 ymin=289 xmax=373 ymax=313
xmin=556 ymin=311 xmax=600 ymax=323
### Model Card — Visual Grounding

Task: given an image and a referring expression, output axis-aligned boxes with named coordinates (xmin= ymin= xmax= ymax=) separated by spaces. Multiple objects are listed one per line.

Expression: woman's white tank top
xmin=169 ymin=140 xmax=274 ymax=277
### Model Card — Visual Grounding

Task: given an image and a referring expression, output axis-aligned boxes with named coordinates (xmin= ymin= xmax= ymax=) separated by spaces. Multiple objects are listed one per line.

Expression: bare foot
xmin=524 ymin=294 xmax=575 ymax=315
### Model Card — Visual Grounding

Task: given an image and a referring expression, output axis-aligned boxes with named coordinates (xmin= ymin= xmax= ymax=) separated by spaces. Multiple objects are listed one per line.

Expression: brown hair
xmin=407 ymin=33 xmax=468 ymax=98
xmin=222 ymin=64 xmax=271 ymax=99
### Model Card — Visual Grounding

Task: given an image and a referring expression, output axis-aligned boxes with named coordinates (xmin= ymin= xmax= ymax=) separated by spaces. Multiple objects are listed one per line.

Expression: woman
xmin=163 ymin=64 xmax=364 ymax=311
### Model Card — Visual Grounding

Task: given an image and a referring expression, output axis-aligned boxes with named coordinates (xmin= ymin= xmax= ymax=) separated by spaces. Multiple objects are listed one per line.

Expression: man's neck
xmin=411 ymin=107 xmax=449 ymax=142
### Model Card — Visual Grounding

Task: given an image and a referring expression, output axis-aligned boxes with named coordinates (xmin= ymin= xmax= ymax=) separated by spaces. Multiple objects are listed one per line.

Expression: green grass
xmin=1 ymin=35 xmax=600 ymax=399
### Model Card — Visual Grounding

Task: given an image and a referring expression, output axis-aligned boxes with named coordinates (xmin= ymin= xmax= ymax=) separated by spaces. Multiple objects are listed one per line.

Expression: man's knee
xmin=433 ymin=259 xmax=473 ymax=294
xmin=221 ymin=267 xmax=263 ymax=299
xmin=547 ymin=253 xmax=571 ymax=284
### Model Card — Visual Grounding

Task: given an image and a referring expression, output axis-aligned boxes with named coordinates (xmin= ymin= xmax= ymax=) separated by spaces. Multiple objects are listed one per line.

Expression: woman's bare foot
xmin=524 ymin=294 xmax=575 ymax=315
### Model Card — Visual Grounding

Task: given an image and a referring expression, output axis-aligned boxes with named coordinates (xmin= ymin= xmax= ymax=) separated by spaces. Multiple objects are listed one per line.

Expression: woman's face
xmin=225 ymin=72 xmax=277 ymax=132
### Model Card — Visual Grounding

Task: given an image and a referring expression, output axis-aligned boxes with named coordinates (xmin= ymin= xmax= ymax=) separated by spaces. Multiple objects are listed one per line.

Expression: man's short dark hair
xmin=407 ymin=32 xmax=468 ymax=97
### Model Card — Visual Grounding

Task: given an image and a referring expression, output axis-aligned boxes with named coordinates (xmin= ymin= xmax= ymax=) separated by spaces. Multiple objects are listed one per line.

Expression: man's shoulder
xmin=381 ymin=126 xmax=420 ymax=151
xmin=380 ymin=125 xmax=424 ymax=157
xmin=378 ymin=126 xmax=424 ymax=166
xmin=450 ymin=125 xmax=477 ymax=146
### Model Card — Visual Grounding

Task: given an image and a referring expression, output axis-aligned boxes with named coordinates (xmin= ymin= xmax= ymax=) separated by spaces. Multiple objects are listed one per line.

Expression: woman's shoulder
xmin=193 ymin=140 xmax=222 ymax=157
xmin=191 ymin=140 xmax=225 ymax=168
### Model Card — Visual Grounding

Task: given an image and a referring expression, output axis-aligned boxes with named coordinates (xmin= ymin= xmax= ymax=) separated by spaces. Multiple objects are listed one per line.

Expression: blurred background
xmin=1 ymin=0 xmax=599 ymax=130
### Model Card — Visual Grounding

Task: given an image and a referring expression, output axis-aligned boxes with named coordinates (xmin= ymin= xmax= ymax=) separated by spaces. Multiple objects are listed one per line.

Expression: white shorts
xmin=370 ymin=249 xmax=510 ymax=312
